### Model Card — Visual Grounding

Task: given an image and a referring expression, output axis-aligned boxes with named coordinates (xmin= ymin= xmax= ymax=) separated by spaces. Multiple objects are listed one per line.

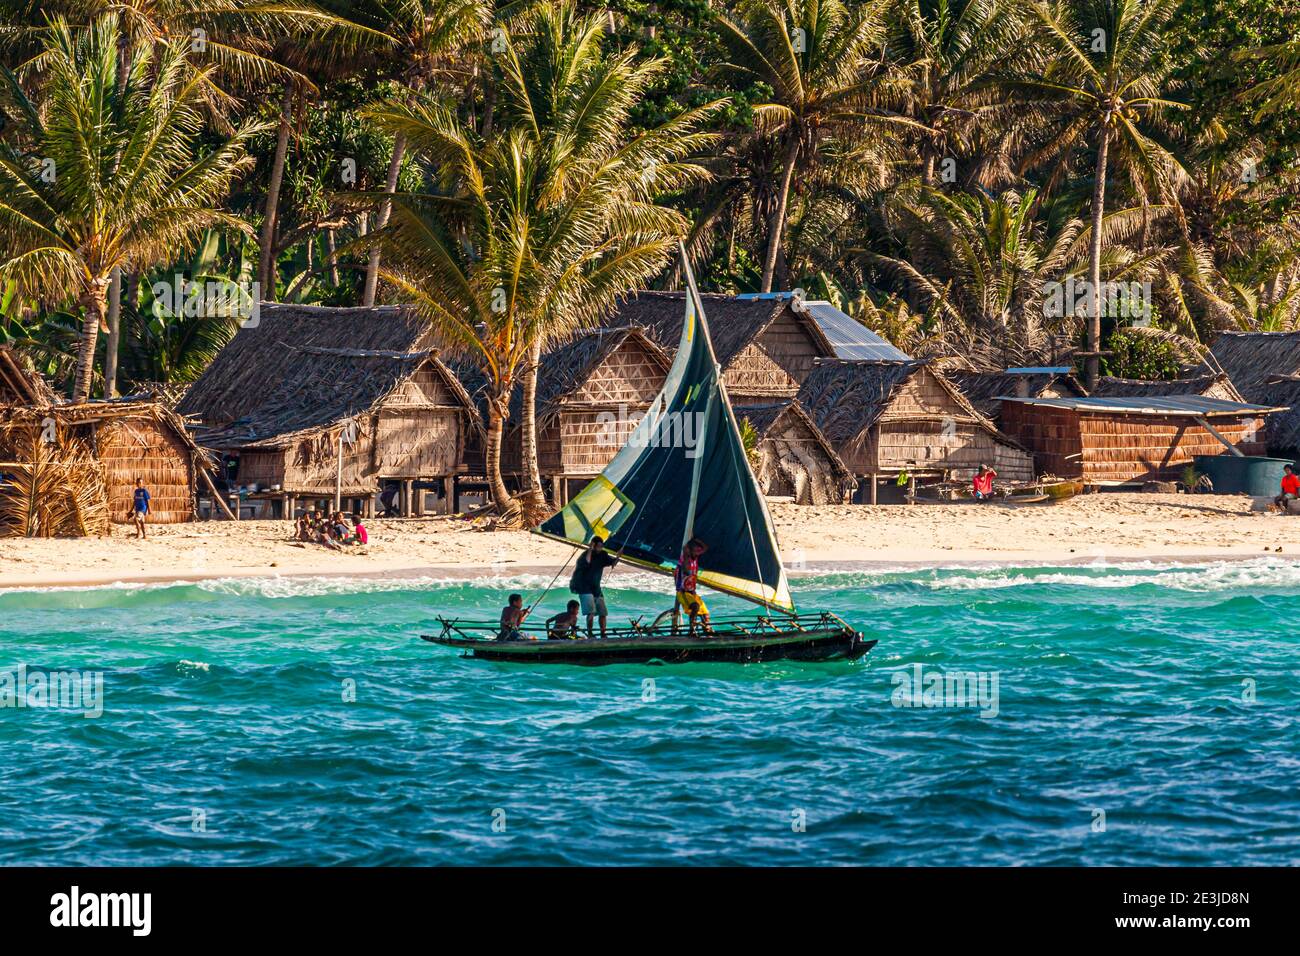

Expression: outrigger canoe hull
xmin=421 ymin=615 xmax=875 ymax=665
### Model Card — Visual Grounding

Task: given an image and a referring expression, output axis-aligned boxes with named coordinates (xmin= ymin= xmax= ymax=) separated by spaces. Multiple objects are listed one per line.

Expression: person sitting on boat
xmin=498 ymin=593 xmax=530 ymax=641
xmin=546 ymin=600 xmax=581 ymax=640
xmin=1273 ymin=464 xmax=1300 ymax=513
xmin=570 ymin=535 xmax=619 ymax=638
xmin=675 ymin=537 xmax=712 ymax=634
xmin=972 ymin=464 xmax=997 ymax=501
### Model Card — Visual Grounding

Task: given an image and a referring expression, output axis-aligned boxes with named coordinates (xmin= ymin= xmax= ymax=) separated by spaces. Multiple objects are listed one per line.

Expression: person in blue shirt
xmin=131 ymin=478 xmax=151 ymax=539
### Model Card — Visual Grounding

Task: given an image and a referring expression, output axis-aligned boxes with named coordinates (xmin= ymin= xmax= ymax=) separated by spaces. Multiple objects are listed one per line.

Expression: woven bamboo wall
xmin=1077 ymin=413 xmax=1266 ymax=481
xmin=95 ymin=416 xmax=196 ymax=523
xmin=522 ymin=335 xmax=666 ymax=478
xmin=1000 ymin=401 xmax=1268 ymax=481
xmin=725 ymin=313 xmax=821 ymax=401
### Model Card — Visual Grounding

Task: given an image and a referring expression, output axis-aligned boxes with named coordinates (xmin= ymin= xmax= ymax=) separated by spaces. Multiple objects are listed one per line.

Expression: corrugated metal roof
xmin=998 ymin=395 xmax=1288 ymax=416
xmin=799 ymin=301 xmax=912 ymax=361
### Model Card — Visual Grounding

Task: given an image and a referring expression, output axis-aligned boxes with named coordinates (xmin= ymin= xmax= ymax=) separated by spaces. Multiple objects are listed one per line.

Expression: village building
xmin=1090 ymin=373 xmax=1245 ymax=402
xmin=796 ymin=359 xmax=1035 ymax=502
xmin=734 ymin=400 xmax=855 ymax=504
xmin=1209 ymin=331 xmax=1300 ymax=458
xmin=177 ymin=304 xmax=480 ymax=518
xmin=998 ymin=394 xmax=1280 ymax=484
xmin=602 ymin=291 xmax=841 ymax=402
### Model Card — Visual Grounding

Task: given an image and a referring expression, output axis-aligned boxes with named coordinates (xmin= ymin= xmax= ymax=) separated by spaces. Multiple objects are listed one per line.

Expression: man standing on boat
xmin=570 ymin=536 xmax=619 ymax=638
xmin=675 ymin=538 xmax=712 ymax=634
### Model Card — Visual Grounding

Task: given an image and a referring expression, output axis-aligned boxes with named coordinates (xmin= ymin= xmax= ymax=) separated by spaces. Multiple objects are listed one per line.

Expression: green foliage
xmin=1101 ymin=326 xmax=1185 ymax=380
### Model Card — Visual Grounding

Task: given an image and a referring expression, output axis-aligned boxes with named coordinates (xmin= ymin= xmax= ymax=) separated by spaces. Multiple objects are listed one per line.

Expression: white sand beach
xmin=2 ymin=493 xmax=1299 ymax=590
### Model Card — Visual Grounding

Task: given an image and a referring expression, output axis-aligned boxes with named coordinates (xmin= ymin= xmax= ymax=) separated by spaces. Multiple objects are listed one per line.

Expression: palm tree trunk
xmin=484 ymin=399 xmax=513 ymax=512
xmin=518 ymin=335 xmax=548 ymax=514
xmin=1085 ymin=125 xmax=1110 ymax=390
xmin=258 ymin=86 xmax=294 ymax=297
xmin=362 ymin=132 xmax=406 ymax=306
xmin=325 ymin=229 xmax=339 ymax=286
xmin=761 ymin=136 xmax=801 ymax=293
xmin=103 ymin=267 xmax=122 ymax=397
xmin=72 ymin=281 xmax=110 ymax=403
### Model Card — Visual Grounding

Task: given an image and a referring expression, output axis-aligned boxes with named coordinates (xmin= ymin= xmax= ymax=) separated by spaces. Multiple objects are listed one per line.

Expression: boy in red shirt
xmin=972 ymin=464 xmax=997 ymax=501
xmin=1273 ymin=464 xmax=1300 ymax=512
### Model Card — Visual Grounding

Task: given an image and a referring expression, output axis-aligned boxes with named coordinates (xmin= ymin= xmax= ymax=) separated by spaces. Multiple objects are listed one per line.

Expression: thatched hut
xmin=1209 ymin=331 xmax=1300 ymax=456
xmin=796 ymin=360 xmax=1034 ymax=501
xmin=455 ymin=327 xmax=672 ymax=503
xmin=1 ymin=398 xmax=207 ymax=529
xmin=999 ymin=394 xmax=1281 ymax=484
xmin=947 ymin=367 xmax=1086 ymax=422
xmin=178 ymin=304 xmax=480 ymax=516
xmin=602 ymin=291 xmax=838 ymax=402
xmin=735 ymin=400 xmax=855 ymax=504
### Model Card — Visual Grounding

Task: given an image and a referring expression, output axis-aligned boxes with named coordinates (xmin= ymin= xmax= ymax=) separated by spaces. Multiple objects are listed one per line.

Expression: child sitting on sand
xmin=546 ymin=600 xmax=581 ymax=640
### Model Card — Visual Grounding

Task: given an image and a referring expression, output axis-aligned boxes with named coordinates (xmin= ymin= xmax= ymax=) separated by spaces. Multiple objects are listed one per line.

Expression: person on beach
xmin=130 ymin=478 xmax=151 ymax=539
xmin=498 ymin=593 xmax=529 ymax=641
xmin=546 ymin=600 xmax=582 ymax=640
xmin=1273 ymin=464 xmax=1300 ymax=513
xmin=570 ymin=535 xmax=619 ymax=638
xmin=350 ymin=515 xmax=368 ymax=545
xmin=674 ymin=537 xmax=711 ymax=634
xmin=972 ymin=464 xmax=997 ymax=501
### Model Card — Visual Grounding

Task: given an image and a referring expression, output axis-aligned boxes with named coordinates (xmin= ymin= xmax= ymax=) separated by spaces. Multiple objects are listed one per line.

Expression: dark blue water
xmin=2 ymin=560 xmax=1297 ymax=865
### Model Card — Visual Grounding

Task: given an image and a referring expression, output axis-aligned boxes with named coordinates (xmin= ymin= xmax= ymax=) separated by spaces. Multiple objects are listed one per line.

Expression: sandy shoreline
xmin=3 ymin=493 xmax=1300 ymax=590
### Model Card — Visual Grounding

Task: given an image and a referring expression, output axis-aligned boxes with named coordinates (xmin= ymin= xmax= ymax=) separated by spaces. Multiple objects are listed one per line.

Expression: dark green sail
xmin=536 ymin=248 xmax=793 ymax=612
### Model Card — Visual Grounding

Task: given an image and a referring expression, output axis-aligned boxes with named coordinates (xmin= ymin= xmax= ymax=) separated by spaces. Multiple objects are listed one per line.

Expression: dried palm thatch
xmin=0 ymin=416 xmax=111 ymax=537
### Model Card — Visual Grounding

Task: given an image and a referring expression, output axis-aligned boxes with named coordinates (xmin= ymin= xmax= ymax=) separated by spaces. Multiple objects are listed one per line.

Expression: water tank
xmin=1192 ymin=455 xmax=1296 ymax=496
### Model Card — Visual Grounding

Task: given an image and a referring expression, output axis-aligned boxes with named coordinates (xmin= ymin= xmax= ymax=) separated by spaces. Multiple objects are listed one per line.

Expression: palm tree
xmin=1014 ymin=0 xmax=1188 ymax=387
xmin=490 ymin=1 xmax=720 ymax=511
xmin=713 ymin=0 xmax=907 ymax=292
xmin=361 ymin=40 xmax=717 ymax=520
xmin=0 ymin=15 xmax=262 ymax=401
xmin=890 ymin=0 xmax=1029 ymax=186
xmin=872 ymin=186 xmax=1084 ymax=364
xmin=354 ymin=0 xmax=490 ymax=306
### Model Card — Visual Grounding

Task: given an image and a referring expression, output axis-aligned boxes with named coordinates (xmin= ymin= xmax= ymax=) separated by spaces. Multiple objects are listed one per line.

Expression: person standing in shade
xmin=570 ymin=535 xmax=619 ymax=638
xmin=130 ymin=477 xmax=151 ymax=539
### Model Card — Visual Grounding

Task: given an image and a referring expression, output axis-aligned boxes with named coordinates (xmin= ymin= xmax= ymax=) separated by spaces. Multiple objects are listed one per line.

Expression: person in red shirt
xmin=673 ymin=538 xmax=712 ymax=634
xmin=1273 ymin=464 xmax=1300 ymax=512
xmin=972 ymin=464 xmax=997 ymax=501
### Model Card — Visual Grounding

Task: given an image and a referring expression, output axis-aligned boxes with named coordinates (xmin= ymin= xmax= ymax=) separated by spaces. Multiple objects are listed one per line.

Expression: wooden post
xmin=414 ymin=484 xmax=424 ymax=517
xmin=402 ymin=479 xmax=413 ymax=517
xmin=282 ymin=493 xmax=291 ymax=521
xmin=443 ymin=476 xmax=454 ymax=515
xmin=451 ymin=475 xmax=459 ymax=514
xmin=869 ymin=474 xmax=877 ymax=505
xmin=200 ymin=469 xmax=238 ymax=521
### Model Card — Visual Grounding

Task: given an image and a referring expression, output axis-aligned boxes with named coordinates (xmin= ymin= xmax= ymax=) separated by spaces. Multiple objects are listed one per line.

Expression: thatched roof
xmin=796 ymin=359 xmax=1025 ymax=449
xmin=1249 ymin=375 xmax=1300 ymax=454
xmin=947 ymin=369 xmax=1086 ymax=417
xmin=0 ymin=345 xmax=57 ymax=407
xmin=1092 ymin=373 xmax=1245 ymax=402
xmin=735 ymin=399 xmax=852 ymax=482
xmin=1209 ymin=331 xmax=1300 ymax=402
xmin=2 ymin=397 xmax=213 ymax=469
xmin=601 ymin=291 xmax=834 ymax=367
xmin=177 ymin=303 xmax=475 ymax=449
xmin=453 ymin=326 xmax=671 ymax=425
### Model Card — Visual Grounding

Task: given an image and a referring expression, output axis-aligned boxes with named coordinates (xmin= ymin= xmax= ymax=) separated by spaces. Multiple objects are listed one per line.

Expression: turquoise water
xmin=1 ymin=560 xmax=1298 ymax=866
